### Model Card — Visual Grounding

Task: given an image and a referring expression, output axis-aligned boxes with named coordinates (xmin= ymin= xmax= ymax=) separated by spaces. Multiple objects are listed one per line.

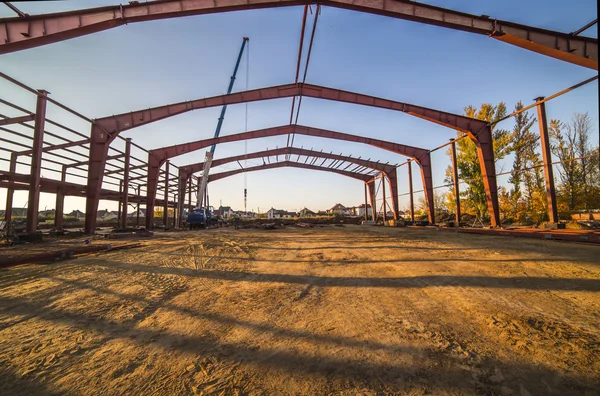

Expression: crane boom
xmin=196 ymin=37 xmax=249 ymax=209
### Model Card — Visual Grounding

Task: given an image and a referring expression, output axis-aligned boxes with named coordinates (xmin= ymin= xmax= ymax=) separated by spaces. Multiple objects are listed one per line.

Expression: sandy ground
xmin=1 ymin=225 xmax=599 ymax=395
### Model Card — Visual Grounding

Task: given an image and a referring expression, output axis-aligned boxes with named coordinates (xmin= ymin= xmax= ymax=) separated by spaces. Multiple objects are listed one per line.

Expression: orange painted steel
xmin=0 ymin=0 xmax=595 ymax=69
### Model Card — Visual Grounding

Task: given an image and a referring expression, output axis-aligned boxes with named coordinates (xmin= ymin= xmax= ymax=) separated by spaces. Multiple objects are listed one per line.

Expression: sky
xmin=0 ymin=0 xmax=598 ymax=215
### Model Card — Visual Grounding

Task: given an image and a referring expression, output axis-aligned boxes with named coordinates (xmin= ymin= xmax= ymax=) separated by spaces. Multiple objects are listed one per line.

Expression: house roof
xmin=329 ymin=203 xmax=346 ymax=211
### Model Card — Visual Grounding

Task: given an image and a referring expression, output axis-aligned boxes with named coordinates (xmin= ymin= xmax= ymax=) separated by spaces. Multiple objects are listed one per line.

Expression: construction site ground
xmin=1 ymin=225 xmax=599 ymax=395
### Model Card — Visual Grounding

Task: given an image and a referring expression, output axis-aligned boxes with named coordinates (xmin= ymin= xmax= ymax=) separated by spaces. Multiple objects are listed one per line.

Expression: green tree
xmin=448 ymin=103 xmax=512 ymax=222
xmin=508 ymin=101 xmax=537 ymax=221
xmin=550 ymin=118 xmax=582 ymax=211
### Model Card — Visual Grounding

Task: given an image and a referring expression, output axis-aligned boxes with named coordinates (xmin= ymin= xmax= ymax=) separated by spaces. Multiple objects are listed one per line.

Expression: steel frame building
xmin=0 ymin=0 xmax=597 ymax=234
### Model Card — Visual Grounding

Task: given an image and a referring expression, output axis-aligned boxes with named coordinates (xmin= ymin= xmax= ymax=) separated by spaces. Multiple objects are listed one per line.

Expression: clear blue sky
xmin=0 ymin=0 xmax=598 ymax=214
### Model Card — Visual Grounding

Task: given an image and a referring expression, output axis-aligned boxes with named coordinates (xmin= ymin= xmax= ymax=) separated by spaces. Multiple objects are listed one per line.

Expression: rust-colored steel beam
xmin=450 ymin=139 xmax=461 ymax=224
xmin=368 ymin=180 xmax=376 ymax=221
xmin=16 ymin=138 xmax=89 ymax=156
xmin=3 ymin=153 xmax=17 ymax=222
xmin=0 ymin=0 xmax=595 ymax=69
xmin=535 ymin=97 xmax=558 ymax=223
xmin=152 ymin=125 xmax=429 ymax=162
xmin=0 ymin=114 xmax=35 ymax=126
xmin=94 ymin=83 xmax=487 ymax=136
xmin=54 ymin=166 xmax=67 ymax=230
xmin=26 ymin=90 xmax=47 ymax=234
xmin=208 ymin=161 xmax=373 ymax=183
xmin=179 ymin=146 xmax=396 ymax=177
xmin=144 ymin=124 xmax=436 ymax=226
xmin=385 ymin=169 xmax=399 ymax=220
xmin=408 ymin=161 xmax=414 ymax=222
xmin=121 ymin=138 xmax=131 ymax=228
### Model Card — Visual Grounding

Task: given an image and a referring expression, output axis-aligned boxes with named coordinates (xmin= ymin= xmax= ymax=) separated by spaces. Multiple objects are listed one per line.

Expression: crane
xmin=195 ymin=37 xmax=249 ymax=210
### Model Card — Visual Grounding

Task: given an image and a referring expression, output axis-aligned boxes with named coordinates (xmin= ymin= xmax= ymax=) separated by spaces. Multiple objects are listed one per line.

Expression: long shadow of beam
xmin=45 ymin=275 xmax=409 ymax=353
xmin=94 ymin=260 xmax=600 ymax=292
xmin=132 ymin=250 xmax=570 ymax=265
xmin=0 ymin=293 xmax=597 ymax=394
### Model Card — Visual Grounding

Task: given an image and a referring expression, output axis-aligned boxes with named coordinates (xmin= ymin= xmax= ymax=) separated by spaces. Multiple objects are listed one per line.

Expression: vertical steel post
xmin=408 ymin=161 xmax=415 ymax=222
xmin=382 ymin=174 xmax=387 ymax=223
xmin=136 ymin=185 xmax=141 ymax=227
xmin=117 ymin=180 xmax=122 ymax=227
xmin=188 ymin=176 xmax=192 ymax=213
xmin=55 ymin=166 xmax=66 ymax=230
xmin=4 ymin=153 xmax=17 ymax=222
xmin=121 ymin=138 xmax=131 ymax=228
xmin=26 ymin=90 xmax=48 ymax=234
xmin=450 ymin=140 xmax=461 ymax=225
xmin=535 ymin=97 xmax=559 ymax=223
xmin=173 ymin=194 xmax=178 ymax=228
xmin=163 ymin=160 xmax=169 ymax=229
xmin=363 ymin=182 xmax=368 ymax=221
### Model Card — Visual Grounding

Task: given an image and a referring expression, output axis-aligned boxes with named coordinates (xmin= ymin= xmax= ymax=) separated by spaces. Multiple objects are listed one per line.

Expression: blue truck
xmin=187 ymin=207 xmax=216 ymax=229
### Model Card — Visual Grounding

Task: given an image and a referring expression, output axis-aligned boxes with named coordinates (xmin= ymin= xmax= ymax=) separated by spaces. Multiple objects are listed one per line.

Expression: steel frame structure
xmin=1 ymin=1 xmax=595 ymax=234
xmin=0 ymin=0 xmax=596 ymax=69
xmin=176 ymin=146 xmax=400 ymax=227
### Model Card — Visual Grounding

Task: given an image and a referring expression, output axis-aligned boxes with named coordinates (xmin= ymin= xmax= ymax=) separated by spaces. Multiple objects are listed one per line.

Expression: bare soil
xmin=1 ymin=225 xmax=599 ymax=395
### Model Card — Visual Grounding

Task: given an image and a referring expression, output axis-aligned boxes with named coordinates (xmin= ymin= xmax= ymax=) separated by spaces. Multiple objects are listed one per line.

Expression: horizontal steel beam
xmin=16 ymin=138 xmax=89 ymax=156
xmin=153 ymin=124 xmax=429 ymax=164
xmin=96 ymin=83 xmax=487 ymax=137
xmin=66 ymin=153 xmax=121 ymax=168
xmin=180 ymin=146 xmax=396 ymax=176
xmin=0 ymin=0 xmax=595 ymax=69
xmin=0 ymin=114 xmax=35 ymax=126
xmin=208 ymin=161 xmax=373 ymax=183
xmin=104 ymin=163 xmax=146 ymax=176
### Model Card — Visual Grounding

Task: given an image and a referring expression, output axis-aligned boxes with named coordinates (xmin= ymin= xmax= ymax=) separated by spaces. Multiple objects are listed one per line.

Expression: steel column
xmin=473 ymin=126 xmax=500 ymax=227
xmin=408 ymin=161 xmax=415 ymax=222
xmin=85 ymin=124 xmax=114 ymax=234
xmin=368 ymin=181 xmax=376 ymax=221
xmin=386 ymin=170 xmax=399 ymax=220
xmin=117 ymin=180 xmax=122 ymax=227
xmin=363 ymin=182 xmax=368 ymax=221
xmin=535 ymin=97 xmax=559 ymax=223
xmin=145 ymin=154 xmax=162 ymax=230
xmin=188 ymin=176 xmax=192 ymax=214
xmin=4 ymin=153 xmax=17 ymax=222
xmin=450 ymin=139 xmax=461 ymax=224
xmin=382 ymin=174 xmax=387 ymax=223
xmin=55 ymin=166 xmax=66 ymax=230
xmin=26 ymin=90 xmax=48 ymax=234
xmin=120 ymin=138 xmax=131 ymax=228
xmin=417 ymin=154 xmax=435 ymax=224
xmin=177 ymin=172 xmax=186 ymax=228
xmin=136 ymin=185 xmax=141 ymax=227
xmin=163 ymin=160 xmax=169 ymax=229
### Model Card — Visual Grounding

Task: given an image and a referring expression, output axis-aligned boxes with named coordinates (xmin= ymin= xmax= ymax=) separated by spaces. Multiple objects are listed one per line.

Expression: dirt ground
xmin=1 ymin=225 xmax=599 ymax=395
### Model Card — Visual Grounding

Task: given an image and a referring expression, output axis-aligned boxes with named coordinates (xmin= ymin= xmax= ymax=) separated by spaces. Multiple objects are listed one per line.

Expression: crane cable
xmin=244 ymin=40 xmax=250 ymax=213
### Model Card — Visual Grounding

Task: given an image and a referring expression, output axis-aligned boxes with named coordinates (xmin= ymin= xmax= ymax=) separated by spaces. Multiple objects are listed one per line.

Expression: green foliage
xmin=447 ymin=104 xmax=599 ymax=225
xmin=448 ymin=102 xmax=511 ymax=220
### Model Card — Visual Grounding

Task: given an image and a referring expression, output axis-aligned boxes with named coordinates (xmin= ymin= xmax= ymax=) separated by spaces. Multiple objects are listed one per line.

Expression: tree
xmin=550 ymin=118 xmax=582 ymax=211
xmin=447 ymin=103 xmax=512 ymax=222
xmin=508 ymin=101 xmax=538 ymax=221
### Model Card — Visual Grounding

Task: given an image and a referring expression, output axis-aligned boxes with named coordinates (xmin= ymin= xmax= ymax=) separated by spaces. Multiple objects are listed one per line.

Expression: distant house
xmin=327 ymin=203 xmax=350 ymax=215
xmin=297 ymin=207 xmax=316 ymax=218
xmin=39 ymin=209 xmax=56 ymax=217
xmin=234 ymin=211 xmax=256 ymax=219
xmin=126 ymin=208 xmax=146 ymax=218
xmin=267 ymin=208 xmax=295 ymax=219
xmin=68 ymin=210 xmax=85 ymax=219
xmin=97 ymin=210 xmax=118 ymax=221
xmin=350 ymin=204 xmax=372 ymax=217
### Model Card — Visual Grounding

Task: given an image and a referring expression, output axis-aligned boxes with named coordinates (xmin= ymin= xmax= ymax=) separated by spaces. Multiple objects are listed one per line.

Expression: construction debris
xmin=0 ymin=242 xmax=141 ymax=268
